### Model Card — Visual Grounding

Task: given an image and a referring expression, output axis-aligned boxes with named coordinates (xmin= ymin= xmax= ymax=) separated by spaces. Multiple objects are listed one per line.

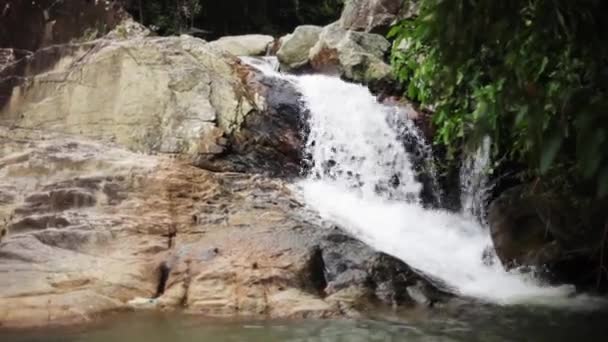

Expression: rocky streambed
xmin=2 ymin=0 xmax=606 ymax=334
xmin=0 ymin=12 xmax=448 ymax=327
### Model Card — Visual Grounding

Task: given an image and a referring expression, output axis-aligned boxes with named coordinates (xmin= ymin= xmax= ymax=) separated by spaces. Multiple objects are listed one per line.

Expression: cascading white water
xmin=243 ymin=57 xmax=600 ymax=308
xmin=460 ymin=136 xmax=492 ymax=223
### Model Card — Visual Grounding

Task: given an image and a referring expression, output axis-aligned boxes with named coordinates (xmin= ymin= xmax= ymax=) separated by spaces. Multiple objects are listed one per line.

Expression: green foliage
xmin=389 ymin=0 xmax=608 ymax=197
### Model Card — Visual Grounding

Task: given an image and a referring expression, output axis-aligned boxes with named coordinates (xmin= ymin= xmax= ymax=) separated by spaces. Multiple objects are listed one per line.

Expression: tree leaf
xmin=540 ymin=134 xmax=563 ymax=174
xmin=598 ymin=165 xmax=608 ymax=198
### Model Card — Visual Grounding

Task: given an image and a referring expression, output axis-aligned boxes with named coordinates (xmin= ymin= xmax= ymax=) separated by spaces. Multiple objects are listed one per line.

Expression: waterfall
xmin=242 ymin=57 xmax=598 ymax=307
xmin=460 ymin=136 xmax=492 ymax=223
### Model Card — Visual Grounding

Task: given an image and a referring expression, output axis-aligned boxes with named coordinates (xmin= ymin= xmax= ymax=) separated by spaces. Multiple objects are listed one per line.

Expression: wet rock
xmin=488 ymin=185 xmax=608 ymax=289
xmin=488 ymin=186 xmax=574 ymax=270
xmin=0 ymin=126 xmax=453 ymax=328
xmin=319 ymin=233 xmax=450 ymax=308
xmin=208 ymin=34 xmax=275 ymax=56
xmin=194 ymin=67 xmax=308 ymax=177
xmin=1 ymin=25 xmax=307 ymax=177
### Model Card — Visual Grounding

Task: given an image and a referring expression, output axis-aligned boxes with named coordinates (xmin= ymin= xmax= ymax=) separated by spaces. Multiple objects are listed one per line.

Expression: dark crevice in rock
xmin=306 ymin=246 xmax=328 ymax=297
xmin=0 ymin=225 xmax=7 ymax=241
xmin=162 ymin=224 xmax=177 ymax=249
xmin=9 ymin=215 xmax=71 ymax=233
xmin=154 ymin=262 xmax=171 ymax=298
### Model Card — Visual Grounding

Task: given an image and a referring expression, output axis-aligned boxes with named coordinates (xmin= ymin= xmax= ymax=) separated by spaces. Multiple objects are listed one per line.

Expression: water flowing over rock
xmin=1 ymin=28 xmax=307 ymax=177
xmin=0 ymin=16 xmax=450 ymax=328
xmin=0 ymin=127 xmax=450 ymax=328
xmin=290 ymin=64 xmax=587 ymax=306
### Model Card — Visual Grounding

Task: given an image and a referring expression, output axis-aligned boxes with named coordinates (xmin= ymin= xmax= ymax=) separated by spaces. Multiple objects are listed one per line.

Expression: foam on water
xmin=243 ymin=57 xmax=603 ymax=308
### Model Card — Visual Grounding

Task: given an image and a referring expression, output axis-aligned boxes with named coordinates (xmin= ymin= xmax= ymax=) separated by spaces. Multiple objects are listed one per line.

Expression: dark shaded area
xmin=155 ymin=262 xmax=171 ymax=298
xmin=303 ymin=246 xmax=329 ymax=296
xmin=123 ymin=0 xmax=343 ymax=39
xmin=0 ymin=0 xmax=124 ymax=112
xmin=316 ymin=231 xmax=452 ymax=306
xmin=0 ymin=0 xmax=125 ymax=51
xmin=488 ymin=185 xmax=608 ymax=293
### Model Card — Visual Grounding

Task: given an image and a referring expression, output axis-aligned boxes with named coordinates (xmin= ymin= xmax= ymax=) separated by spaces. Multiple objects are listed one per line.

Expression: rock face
xmin=1 ymin=31 xmax=303 ymax=177
xmin=0 ymin=128 xmax=449 ymax=328
xmin=0 ymin=14 xmax=451 ymax=328
xmin=1 ymin=35 xmax=252 ymax=156
xmin=339 ymin=0 xmax=405 ymax=34
xmin=488 ymin=187 xmax=569 ymax=269
xmin=488 ymin=186 xmax=607 ymax=289
xmin=208 ymin=35 xmax=275 ymax=56
xmin=277 ymin=26 xmax=323 ymax=70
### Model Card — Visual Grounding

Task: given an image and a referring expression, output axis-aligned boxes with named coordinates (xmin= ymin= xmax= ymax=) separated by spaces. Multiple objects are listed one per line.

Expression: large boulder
xmin=276 ymin=22 xmax=393 ymax=86
xmin=0 ymin=29 xmax=305 ymax=177
xmin=488 ymin=185 xmax=607 ymax=289
xmin=0 ymin=35 xmax=250 ymax=155
xmin=277 ymin=25 xmax=323 ymax=70
xmin=309 ymin=22 xmax=393 ymax=85
xmin=339 ymin=0 xmax=406 ymax=34
xmin=208 ymin=34 xmax=275 ymax=56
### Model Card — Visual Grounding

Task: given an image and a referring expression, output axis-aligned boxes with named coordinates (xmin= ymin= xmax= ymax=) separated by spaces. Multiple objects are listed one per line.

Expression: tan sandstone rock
xmin=0 ymin=35 xmax=256 ymax=157
xmin=208 ymin=34 xmax=275 ymax=57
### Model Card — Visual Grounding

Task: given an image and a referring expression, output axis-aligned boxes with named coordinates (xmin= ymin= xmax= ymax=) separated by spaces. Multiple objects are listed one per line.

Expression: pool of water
xmin=2 ymin=305 xmax=608 ymax=342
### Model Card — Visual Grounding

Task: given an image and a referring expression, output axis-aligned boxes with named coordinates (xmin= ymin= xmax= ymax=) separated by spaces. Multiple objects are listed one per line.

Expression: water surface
xmin=2 ymin=306 xmax=607 ymax=342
